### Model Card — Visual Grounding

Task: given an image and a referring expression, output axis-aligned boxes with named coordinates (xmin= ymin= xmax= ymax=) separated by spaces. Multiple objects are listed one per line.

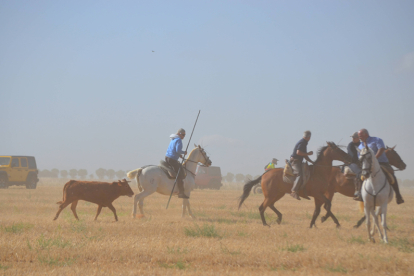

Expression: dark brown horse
xmin=238 ymin=142 xmax=352 ymax=228
xmin=321 ymin=146 xmax=406 ymax=228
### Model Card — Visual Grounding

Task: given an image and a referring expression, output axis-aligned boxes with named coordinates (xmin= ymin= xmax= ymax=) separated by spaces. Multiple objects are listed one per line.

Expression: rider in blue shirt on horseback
xmin=358 ymin=128 xmax=404 ymax=204
xmin=166 ymin=128 xmax=188 ymax=199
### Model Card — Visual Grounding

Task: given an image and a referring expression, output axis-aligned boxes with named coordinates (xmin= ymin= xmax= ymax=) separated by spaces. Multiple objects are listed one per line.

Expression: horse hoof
xmin=264 ymin=224 xmax=270 ymax=227
xmin=276 ymin=219 xmax=281 ymax=225
xmin=353 ymin=225 xmax=359 ymax=229
xmin=336 ymin=224 xmax=341 ymax=229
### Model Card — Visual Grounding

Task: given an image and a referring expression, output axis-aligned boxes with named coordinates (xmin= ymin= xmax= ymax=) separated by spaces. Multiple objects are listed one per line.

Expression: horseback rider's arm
xmin=296 ymin=150 xmax=314 ymax=163
xmin=175 ymin=139 xmax=187 ymax=157
xmin=376 ymin=148 xmax=385 ymax=159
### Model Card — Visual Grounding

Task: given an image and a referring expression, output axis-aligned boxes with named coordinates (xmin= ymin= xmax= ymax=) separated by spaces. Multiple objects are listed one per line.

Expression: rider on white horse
xmin=165 ymin=128 xmax=188 ymax=199
xmin=358 ymin=128 xmax=404 ymax=204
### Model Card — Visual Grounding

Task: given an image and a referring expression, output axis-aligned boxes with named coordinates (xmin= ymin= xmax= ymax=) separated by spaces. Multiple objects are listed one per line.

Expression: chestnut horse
xmin=238 ymin=142 xmax=352 ymax=228
xmin=321 ymin=146 xmax=406 ymax=228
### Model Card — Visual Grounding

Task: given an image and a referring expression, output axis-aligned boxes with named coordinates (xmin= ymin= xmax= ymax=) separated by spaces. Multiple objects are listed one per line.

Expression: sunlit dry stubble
xmin=0 ymin=179 xmax=413 ymax=275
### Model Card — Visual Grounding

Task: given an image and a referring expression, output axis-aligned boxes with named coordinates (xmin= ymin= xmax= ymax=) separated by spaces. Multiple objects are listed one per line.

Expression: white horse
xmin=127 ymin=145 xmax=211 ymax=219
xmin=359 ymin=145 xmax=394 ymax=243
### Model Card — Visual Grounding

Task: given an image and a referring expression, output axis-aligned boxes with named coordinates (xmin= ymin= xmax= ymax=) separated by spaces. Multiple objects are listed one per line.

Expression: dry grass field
xmin=1 ymin=179 xmax=413 ymax=275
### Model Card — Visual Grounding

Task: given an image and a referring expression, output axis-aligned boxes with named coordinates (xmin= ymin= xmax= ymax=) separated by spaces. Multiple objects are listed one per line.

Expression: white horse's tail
xmin=127 ymin=168 xmax=143 ymax=192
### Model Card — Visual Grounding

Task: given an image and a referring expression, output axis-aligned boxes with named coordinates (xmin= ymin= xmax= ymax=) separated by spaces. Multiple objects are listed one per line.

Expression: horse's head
xmin=385 ymin=145 xmax=406 ymax=171
xmin=359 ymin=144 xmax=374 ymax=179
xmin=326 ymin=141 xmax=353 ymax=164
xmin=192 ymin=144 xmax=212 ymax=167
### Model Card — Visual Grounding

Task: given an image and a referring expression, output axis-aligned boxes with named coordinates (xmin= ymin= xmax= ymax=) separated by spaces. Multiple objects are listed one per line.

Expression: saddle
xmin=158 ymin=160 xmax=187 ymax=180
xmin=283 ymin=160 xmax=310 ymax=185
xmin=343 ymin=165 xmax=395 ymax=185
xmin=380 ymin=165 xmax=395 ymax=185
xmin=343 ymin=166 xmax=357 ymax=180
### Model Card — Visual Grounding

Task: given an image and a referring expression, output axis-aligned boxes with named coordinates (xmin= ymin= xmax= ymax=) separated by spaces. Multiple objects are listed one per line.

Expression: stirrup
xmin=290 ymin=192 xmax=301 ymax=200
xmin=353 ymin=193 xmax=363 ymax=202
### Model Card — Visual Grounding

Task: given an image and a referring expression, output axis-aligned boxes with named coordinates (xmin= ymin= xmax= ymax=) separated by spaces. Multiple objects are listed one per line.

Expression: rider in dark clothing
xmin=347 ymin=132 xmax=362 ymax=201
xmin=290 ymin=130 xmax=314 ymax=200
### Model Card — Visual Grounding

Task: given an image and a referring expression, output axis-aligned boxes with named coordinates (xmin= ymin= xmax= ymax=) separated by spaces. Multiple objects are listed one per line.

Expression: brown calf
xmin=53 ymin=178 xmax=134 ymax=221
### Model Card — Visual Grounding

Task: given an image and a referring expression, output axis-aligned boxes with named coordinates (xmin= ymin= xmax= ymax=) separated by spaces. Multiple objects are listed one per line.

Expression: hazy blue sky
xmin=1 ymin=1 xmax=413 ymax=179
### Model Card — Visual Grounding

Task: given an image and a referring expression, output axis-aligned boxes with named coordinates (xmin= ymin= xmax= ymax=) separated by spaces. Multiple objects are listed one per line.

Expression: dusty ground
xmin=0 ymin=179 xmax=413 ymax=275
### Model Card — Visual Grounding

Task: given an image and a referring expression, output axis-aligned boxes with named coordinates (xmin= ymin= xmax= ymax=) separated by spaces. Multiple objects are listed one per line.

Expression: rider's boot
xmin=300 ymin=186 xmax=311 ymax=200
xmin=353 ymin=178 xmax=363 ymax=202
xmin=177 ymin=181 xmax=189 ymax=199
xmin=391 ymin=177 xmax=404 ymax=204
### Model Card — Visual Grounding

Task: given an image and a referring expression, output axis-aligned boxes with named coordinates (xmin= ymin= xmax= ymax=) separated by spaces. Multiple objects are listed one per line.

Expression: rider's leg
xmin=290 ymin=160 xmax=302 ymax=200
xmin=391 ymin=176 xmax=404 ymax=204
xmin=353 ymin=177 xmax=363 ymax=201
xmin=381 ymin=162 xmax=404 ymax=205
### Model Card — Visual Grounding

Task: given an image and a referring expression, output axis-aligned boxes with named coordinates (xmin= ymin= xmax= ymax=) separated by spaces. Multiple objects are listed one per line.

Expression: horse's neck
xmin=369 ymin=156 xmax=385 ymax=186
xmin=314 ymin=152 xmax=333 ymax=174
xmin=183 ymin=150 xmax=199 ymax=174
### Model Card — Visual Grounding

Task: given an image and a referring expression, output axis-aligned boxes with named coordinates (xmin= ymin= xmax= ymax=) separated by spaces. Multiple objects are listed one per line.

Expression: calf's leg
xmin=53 ymin=201 xmax=72 ymax=220
xmin=107 ymin=203 xmax=118 ymax=221
xmin=70 ymin=200 xmax=80 ymax=220
xmin=94 ymin=205 xmax=103 ymax=221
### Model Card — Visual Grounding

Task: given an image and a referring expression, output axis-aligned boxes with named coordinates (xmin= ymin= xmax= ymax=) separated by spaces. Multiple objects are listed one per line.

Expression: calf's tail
xmin=238 ymin=175 xmax=263 ymax=210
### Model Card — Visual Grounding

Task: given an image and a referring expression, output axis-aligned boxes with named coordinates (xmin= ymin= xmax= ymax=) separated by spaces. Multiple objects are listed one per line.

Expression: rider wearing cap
xmin=165 ymin=128 xmax=188 ymax=199
xmin=358 ymin=128 xmax=404 ymax=204
xmin=290 ymin=130 xmax=314 ymax=200
xmin=264 ymin=158 xmax=278 ymax=171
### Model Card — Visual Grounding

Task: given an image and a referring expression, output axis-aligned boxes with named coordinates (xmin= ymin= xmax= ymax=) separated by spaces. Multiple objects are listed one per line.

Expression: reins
xmin=364 ymin=177 xmax=387 ymax=207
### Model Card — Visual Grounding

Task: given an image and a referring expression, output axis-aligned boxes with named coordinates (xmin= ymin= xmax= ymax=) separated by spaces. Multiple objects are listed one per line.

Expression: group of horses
xmin=126 ymin=142 xmax=406 ymax=244
xmin=237 ymin=142 xmax=406 ymax=243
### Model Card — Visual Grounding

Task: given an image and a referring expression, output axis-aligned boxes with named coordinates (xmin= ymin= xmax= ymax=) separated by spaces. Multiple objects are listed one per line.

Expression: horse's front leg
xmin=365 ymin=208 xmax=374 ymax=243
xmin=310 ymin=197 xmax=323 ymax=228
xmin=380 ymin=205 xmax=389 ymax=243
xmin=181 ymin=198 xmax=188 ymax=218
xmin=185 ymin=198 xmax=195 ymax=219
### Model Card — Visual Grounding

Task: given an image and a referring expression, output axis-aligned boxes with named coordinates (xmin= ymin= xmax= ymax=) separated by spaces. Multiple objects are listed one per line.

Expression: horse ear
xmin=198 ymin=145 xmax=201 ymax=149
xmin=392 ymin=145 xmax=396 ymax=150
xmin=194 ymin=143 xmax=197 ymax=147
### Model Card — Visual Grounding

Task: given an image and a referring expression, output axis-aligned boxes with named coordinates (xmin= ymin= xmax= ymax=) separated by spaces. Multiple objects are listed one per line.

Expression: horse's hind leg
xmin=132 ymin=190 xmax=154 ymax=218
xmin=269 ymin=204 xmax=282 ymax=225
xmin=259 ymin=199 xmax=270 ymax=227
xmin=353 ymin=216 xmax=366 ymax=229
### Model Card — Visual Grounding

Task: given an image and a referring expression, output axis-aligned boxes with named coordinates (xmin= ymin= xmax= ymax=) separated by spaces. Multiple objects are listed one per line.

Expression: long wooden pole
xmin=166 ymin=110 xmax=201 ymax=209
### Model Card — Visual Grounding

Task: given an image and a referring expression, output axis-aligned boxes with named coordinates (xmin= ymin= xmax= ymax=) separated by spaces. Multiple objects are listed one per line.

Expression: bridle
xmin=359 ymin=149 xmax=381 ymax=179
xmin=182 ymin=147 xmax=211 ymax=176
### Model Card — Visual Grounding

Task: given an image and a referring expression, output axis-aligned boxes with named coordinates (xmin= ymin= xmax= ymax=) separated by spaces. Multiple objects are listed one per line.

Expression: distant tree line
xmin=38 ymin=168 xmax=128 ymax=180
